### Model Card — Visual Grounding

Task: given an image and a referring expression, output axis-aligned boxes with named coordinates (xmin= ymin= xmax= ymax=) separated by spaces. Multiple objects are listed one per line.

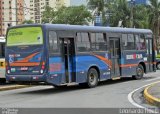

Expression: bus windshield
xmin=7 ymin=27 xmax=43 ymax=46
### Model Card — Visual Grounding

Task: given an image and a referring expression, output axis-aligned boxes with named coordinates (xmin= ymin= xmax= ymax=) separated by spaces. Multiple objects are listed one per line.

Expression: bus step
xmin=112 ymin=77 xmax=121 ymax=80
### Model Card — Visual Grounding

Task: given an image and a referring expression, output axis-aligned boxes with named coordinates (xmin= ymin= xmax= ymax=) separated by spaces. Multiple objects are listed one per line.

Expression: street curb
xmin=144 ymin=81 xmax=160 ymax=107
xmin=0 ymin=85 xmax=32 ymax=91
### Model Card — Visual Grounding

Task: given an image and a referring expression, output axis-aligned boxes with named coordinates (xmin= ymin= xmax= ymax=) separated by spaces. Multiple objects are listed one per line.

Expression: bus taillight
xmin=41 ymin=62 xmax=45 ymax=69
xmin=40 ymin=62 xmax=45 ymax=74
xmin=41 ymin=65 xmax=45 ymax=69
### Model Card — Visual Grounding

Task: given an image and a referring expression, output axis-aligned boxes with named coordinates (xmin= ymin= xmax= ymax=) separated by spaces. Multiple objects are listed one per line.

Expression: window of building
xmin=46 ymin=2 xmax=49 ymax=5
xmin=90 ymin=33 xmax=107 ymax=51
xmin=49 ymin=31 xmax=59 ymax=53
xmin=76 ymin=32 xmax=90 ymax=52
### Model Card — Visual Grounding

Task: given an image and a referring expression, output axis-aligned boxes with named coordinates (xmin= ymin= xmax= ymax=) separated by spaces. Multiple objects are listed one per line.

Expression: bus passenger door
xmin=146 ymin=39 xmax=153 ymax=72
xmin=60 ymin=38 xmax=76 ymax=83
xmin=109 ymin=38 xmax=120 ymax=78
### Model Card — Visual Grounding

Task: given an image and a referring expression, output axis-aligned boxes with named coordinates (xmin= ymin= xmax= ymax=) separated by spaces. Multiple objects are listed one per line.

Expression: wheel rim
xmin=89 ymin=72 xmax=96 ymax=85
xmin=137 ymin=67 xmax=143 ymax=77
xmin=157 ymin=64 xmax=160 ymax=69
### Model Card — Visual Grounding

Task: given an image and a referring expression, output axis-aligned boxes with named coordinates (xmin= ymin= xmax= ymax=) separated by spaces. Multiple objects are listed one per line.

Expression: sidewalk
xmin=144 ymin=82 xmax=160 ymax=107
xmin=0 ymin=85 xmax=32 ymax=91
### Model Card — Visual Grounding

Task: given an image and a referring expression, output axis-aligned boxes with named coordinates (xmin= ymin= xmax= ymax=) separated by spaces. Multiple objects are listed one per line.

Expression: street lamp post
xmin=130 ymin=0 xmax=135 ymax=28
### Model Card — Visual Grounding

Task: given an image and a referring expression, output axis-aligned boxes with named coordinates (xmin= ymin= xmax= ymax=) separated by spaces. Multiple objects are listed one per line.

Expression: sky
xmin=70 ymin=0 xmax=87 ymax=6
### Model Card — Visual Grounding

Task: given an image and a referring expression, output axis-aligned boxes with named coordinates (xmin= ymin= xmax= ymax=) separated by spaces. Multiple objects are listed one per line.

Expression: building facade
xmin=135 ymin=0 xmax=148 ymax=5
xmin=128 ymin=0 xmax=149 ymax=5
xmin=0 ymin=0 xmax=25 ymax=36
xmin=30 ymin=0 xmax=70 ymax=23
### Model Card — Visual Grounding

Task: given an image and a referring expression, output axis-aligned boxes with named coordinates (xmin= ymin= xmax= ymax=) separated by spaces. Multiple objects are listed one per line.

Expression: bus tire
xmin=86 ymin=68 xmax=98 ymax=88
xmin=133 ymin=64 xmax=144 ymax=80
xmin=156 ymin=62 xmax=160 ymax=70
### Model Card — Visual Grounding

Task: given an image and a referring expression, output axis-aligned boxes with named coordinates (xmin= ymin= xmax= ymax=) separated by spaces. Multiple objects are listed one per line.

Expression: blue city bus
xmin=5 ymin=24 xmax=156 ymax=87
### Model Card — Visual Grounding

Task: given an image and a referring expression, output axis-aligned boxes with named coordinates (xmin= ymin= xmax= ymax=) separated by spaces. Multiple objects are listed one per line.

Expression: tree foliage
xmin=42 ymin=6 xmax=55 ymax=23
xmin=109 ymin=0 xmax=130 ymax=27
xmin=42 ymin=5 xmax=92 ymax=25
xmin=22 ymin=20 xmax=34 ymax=24
xmin=87 ymin=0 xmax=160 ymax=50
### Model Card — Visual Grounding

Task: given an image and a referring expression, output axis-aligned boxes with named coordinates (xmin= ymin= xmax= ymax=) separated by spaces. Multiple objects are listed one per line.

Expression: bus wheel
xmin=87 ymin=68 xmax=98 ymax=88
xmin=133 ymin=64 xmax=144 ymax=80
xmin=156 ymin=63 xmax=160 ymax=70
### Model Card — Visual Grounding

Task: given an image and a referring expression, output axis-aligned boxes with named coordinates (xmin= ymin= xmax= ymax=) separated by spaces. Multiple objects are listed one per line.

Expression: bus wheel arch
xmin=87 ymin=66 xmax=99 ymax=88
xmin=156 ymin=62 xmax=160 ymax=70
xmin=79 ymin=66 xmax=100 ymax=88
xmin=139 ymin=62 xmax=146 ymax=73
xmin=88 ymin=66 xmax=100 ymax=79
xmin=133 ymin=63 xmax=145 ymax=80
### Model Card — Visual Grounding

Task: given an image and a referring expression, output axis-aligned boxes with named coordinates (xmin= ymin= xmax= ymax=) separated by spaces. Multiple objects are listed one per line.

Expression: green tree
xmin=148 ymin=0 xmax=160 ymax=49
xmin=42 ymin=6 xmax=55 ymax=23
xmin=87 ymin=0 xmax=110 ymax=25
xmin=42 ymin=5 xmax=92 ymax=25
xmin=108 ymin=0 xmax=149 ymax=28
xmin=133 ymin=5 xmax=149 ymax=28
xmin=109 ymin=0 xmax=130 ymax=27
xmin=22 ymin=20 xmax=34 ymax=24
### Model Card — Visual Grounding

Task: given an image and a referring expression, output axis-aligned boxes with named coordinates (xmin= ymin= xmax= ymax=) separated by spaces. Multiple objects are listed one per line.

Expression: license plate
xmin=21 ymin=67 xmax=28 ymax=71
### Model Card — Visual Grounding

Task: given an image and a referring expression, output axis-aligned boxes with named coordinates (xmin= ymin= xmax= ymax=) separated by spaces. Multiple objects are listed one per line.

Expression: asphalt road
xmin=0 ymin=71 xmax=160 ymax=108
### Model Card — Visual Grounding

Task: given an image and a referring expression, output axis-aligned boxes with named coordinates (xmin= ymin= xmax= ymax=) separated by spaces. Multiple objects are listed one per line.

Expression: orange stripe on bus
xmin=93 ymin=54 xmax=112 ymax=68
xmin=120 ymin=64 xmax=138 ymax=67
xmin=153 ymin=62 xmax=156 ymax=64
xmin=145 ymin=62 xmax=156 ymax=65
xmin=16 ymin=52 xmax=39 ymax=63
xmin=10 ymin=62 xmax=40 ymax=66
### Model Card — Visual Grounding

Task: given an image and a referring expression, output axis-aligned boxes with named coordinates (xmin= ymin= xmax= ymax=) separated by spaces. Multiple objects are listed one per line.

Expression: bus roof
xmin=8 ymin=24 xmax=153 ymax=34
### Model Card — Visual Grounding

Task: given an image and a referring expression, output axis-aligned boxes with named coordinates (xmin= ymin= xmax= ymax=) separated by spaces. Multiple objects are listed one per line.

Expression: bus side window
xmin=90 ymin=33 xmax=107 ymax=51
xmin=122 ymin=34 xmax=128 ymax=50
xmin=135 ymin=34 xmax=146 ymax=50
xmin=127 ymin=34 xmax=135 ymax=50
xmin=76 ymin=32 xmax=90 ymax=52
xmin=49 ymin=31 xmax=59 ymax=53
xmin=122 ymin=34 xmax=135 ymax=50
xmin=140 ymin=34 xmax=146 ymax=50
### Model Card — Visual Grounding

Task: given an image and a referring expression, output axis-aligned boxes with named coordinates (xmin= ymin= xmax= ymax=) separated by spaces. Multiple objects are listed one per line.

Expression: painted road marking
xmin=145 ymin=77 xmax=160 ymax=82
xmin=128 ymin=81 xmax=160 ymax=113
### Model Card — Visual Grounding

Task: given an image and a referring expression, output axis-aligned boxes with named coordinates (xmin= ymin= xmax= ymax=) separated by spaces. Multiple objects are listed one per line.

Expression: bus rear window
xmin=7 ymin=27 xmax=43 ymax=46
